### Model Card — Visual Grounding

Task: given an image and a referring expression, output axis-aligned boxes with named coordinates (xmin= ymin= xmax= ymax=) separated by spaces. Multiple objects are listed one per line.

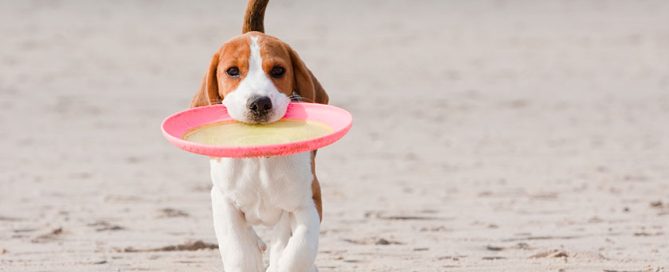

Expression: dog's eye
xmin=226 ymin=67 xmax=240 ymax=77
xmin=270 ymin=66 xmax=285 ymax=78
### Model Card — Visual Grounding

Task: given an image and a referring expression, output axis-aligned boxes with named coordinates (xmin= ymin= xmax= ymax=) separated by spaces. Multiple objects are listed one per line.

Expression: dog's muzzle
xmin=247 ymin=95 xmax=273 ymax=122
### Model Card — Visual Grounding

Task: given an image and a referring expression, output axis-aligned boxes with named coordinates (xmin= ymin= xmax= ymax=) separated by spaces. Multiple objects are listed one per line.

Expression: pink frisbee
xmin=161 ymin=102 xmax=352 ymax=158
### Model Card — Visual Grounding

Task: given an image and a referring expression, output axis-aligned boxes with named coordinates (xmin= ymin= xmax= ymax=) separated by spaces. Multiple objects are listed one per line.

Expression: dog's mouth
xmin=289 ymin=93 xmax=303 ymax=102
xmin=223 ymin=92 xmax=291 ymax=125
xmin=244 ymin=113 xmax=272 ymax=124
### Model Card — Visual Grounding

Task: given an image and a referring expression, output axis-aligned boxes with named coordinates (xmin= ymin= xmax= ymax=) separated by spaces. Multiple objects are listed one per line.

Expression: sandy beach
xmin=1 ymin=1 xmax=668 ymax=271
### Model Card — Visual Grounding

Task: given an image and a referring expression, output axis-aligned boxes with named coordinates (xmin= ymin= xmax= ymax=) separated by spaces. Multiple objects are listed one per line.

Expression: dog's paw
xmin=257 ymin=238 xmax=267 ymax=252
xmin=266 ymin=265 xmax=316 ymax=272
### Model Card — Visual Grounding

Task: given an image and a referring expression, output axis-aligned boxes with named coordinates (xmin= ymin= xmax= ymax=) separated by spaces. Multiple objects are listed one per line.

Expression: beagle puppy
xmin=190 ymin=1 xmax=328 ymax=271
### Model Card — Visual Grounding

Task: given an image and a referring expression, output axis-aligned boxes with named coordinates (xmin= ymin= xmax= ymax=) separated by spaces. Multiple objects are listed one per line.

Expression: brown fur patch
xmin=311 ymin=151 xmax=323 ymax=221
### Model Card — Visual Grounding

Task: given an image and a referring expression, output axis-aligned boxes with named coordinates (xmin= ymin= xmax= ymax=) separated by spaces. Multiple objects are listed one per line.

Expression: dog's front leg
xmin=211 ymin=187 xmax=264 ymax=272
xmin=266 ymin=212 xmax=290 ymax=272
xmin=277 ymin=203 xmax=320 ymax=272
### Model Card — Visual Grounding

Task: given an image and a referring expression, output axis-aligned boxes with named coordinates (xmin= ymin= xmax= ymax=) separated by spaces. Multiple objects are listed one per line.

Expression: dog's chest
xmin=209 ymin=152 xmax=313 ymax=226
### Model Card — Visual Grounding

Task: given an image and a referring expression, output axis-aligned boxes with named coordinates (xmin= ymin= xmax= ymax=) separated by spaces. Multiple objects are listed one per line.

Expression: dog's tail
xmin=242 ymin=0 xmax=269 ymax=33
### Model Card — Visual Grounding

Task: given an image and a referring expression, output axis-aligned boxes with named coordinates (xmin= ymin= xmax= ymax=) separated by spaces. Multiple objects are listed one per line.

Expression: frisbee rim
xmin=161 ymin=103 xmax=352 ymax=158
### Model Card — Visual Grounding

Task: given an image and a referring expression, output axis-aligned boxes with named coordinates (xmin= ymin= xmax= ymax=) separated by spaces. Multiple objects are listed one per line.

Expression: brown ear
xmin=288 ymin=47 xmax=329 ymax=105
xmin=190 ymin=52 xmax=222 ymax=108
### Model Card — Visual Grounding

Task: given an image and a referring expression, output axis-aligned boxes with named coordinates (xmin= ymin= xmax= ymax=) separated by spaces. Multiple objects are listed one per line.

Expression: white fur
xmin=211 ymin=35 xmax=320 ymax=272
xmin=211 ymin=154 xmax=320 ymax=272
xmin=222 ymin=36 xmax=291 ymax=124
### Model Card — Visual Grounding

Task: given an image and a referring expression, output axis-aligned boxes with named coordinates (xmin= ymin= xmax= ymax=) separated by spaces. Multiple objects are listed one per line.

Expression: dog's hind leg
xmin=211 ymin=187 xmax=264 ymax=272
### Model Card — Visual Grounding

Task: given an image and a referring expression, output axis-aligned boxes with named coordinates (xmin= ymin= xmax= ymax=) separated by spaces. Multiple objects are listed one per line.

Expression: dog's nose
xmin=248 ymin=96 xmax=272 ymax=114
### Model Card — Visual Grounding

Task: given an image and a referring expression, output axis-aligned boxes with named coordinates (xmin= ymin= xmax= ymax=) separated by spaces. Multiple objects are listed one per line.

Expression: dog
xmin=189 ymin=1 xmax=328 ymax=271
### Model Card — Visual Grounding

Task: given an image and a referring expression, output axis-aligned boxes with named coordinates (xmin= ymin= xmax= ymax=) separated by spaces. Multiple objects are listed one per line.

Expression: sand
xmin=1 ymin=0 xmax=668 ymax=271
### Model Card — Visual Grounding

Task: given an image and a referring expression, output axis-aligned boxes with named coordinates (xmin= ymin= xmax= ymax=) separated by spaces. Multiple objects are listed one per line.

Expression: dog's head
xmin=190 ymin=32 xmax=328 ymax=124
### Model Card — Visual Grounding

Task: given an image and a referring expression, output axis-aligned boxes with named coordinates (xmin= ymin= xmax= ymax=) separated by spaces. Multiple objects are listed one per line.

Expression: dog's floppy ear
xmin=190 ymin=52 xmax=222 ymax=108
xmin=288 ymin=46 xmax=329 ymax=105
